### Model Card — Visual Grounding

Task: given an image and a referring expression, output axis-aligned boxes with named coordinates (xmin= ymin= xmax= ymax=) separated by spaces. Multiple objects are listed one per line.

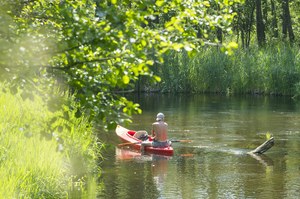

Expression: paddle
xmin=118 ymin=139 xmax=192 ymax=147
xmin=118 ymin=141 xmax=142 ymax=147
xmin=170 ymin=139 xmax=192 ymax=143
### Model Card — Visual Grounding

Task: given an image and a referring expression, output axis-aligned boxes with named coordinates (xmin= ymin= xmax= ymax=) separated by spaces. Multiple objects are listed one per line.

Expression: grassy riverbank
xmin=0 ymin=85 xmax=100 ymax=198
xmin=153 ymin=43 xmax=300 ymax=97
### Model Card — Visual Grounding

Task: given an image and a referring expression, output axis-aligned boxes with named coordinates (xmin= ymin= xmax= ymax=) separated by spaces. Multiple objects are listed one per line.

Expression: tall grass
xmin=0 ymin=84 xmax=100 ymax=198
xmin=154 ymin=43 xmax=300 ymax=96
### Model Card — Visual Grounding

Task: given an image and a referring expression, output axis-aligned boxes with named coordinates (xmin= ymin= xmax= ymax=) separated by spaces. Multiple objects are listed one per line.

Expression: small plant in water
xmin=266 ymin=131 xmax=272 ymax=140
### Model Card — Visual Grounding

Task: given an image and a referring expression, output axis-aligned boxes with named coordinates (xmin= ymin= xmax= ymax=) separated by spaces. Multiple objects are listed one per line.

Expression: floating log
xmin=247 ymin=137 xmax=274 ymax=154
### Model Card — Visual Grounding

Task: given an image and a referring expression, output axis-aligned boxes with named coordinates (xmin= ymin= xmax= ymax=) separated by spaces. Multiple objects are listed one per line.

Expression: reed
xmin=0 ymin=84 xmax=100 ymax=198
xmin=156 ymin=43 xmax=300 ymax=96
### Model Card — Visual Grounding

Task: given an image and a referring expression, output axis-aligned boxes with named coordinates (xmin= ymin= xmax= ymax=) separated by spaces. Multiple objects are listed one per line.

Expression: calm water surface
xmin=99 ymin=94 xmax=300 ymax=199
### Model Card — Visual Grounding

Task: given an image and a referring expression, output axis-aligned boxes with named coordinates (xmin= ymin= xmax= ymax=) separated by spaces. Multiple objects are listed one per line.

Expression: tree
xmin=282 ymin=0 xmax=295 ymax=42
xmin=256 ymin=0 xmax=266 ymax=46
xmin=1 ymin=0 xmax=241 ymax=130
xmin=270 ymin=0 xmax=279 ymax=38
xmin=234 ymin=0 xmax=255 ymax=48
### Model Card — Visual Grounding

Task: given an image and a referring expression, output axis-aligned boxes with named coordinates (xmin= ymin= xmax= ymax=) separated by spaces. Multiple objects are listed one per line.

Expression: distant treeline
xmin=134 ymin=0 xmax=300 ymax=97
xmin=136 ymin=43 xmax=300 ymax=98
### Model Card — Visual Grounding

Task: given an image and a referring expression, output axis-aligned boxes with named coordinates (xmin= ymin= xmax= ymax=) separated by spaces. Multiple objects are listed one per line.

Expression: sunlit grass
xmin=0 ymin=85 xmax=100 ymax=198
xmin=0 ymin=135 xmax=66 ymax=198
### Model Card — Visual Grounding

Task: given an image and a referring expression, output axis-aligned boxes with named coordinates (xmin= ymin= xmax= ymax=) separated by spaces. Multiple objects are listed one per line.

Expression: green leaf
xmin=146 ymin=60 xmax=154 ymax=65
xmin=266 ymin=132 xmax=271 ymax=140
xmin=173 ymin=43 xmax=183 ymax=51
xmin=122 ymin=75 xmax=130 ymax=84
xmin=227 ymin=42 xmax=238 ymax=49
xmin=203 ymin=1 xmax=210 ymax=7
xmin=153 ymin=75 xmax=161 ymax=82
xmin=156 ymin=0 xmax=164 ymax=7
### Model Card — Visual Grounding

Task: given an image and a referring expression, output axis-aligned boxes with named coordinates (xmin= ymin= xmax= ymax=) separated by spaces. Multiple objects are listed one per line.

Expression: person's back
xmin=152 ymin=120 xmax=168 ymax=142
xmin=141 ymin=112 xmax=169 ymax=151
xmin=151 ymin=113 xmax=169 ymax=149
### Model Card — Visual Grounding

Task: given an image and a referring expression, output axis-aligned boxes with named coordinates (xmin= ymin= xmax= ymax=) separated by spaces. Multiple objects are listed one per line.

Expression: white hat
xmin=156 ymin=112 xmax=165 ymax=121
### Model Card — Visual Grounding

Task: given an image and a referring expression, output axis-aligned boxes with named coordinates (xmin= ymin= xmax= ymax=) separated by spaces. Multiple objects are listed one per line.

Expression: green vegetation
xmin=1 ymin=0 xmax=299 ymax=197
xmin=0 ymin=85 xmax=100 ymax=198
xmin=1 ymin=0 xmax=241 ymax=197
xmin=154 ymin=44 xmax=300 ymax=96
xmin=0 ymin=0 xmax=240 ymax=129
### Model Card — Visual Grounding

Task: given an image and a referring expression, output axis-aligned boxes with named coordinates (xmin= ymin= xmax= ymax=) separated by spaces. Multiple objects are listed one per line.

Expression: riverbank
xmin=0 ymin=85 xmax=100 ymax=198
xmin=140 ymin=43 xmax=300 ymax=98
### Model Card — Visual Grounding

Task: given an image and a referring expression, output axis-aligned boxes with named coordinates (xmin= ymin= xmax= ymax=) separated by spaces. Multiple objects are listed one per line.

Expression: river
xmin=98 ymin=94 xmax=300 ymax=199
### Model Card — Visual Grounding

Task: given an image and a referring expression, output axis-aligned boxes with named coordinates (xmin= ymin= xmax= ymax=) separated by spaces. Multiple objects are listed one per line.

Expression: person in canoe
xmin=141 ymin=112 xmax=171 ymax=152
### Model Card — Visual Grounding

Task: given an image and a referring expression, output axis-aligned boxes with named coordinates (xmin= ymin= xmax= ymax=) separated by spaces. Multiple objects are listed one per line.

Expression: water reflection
xmin=115 ymin=147 xmax=143 ymax=161
xmin=151 ymin=153 xmax=170 ymax=196
xmin=248 ymin=153 xmax=274 ymax=167
xmin=115 ymin=147 xmax=171 ymax=198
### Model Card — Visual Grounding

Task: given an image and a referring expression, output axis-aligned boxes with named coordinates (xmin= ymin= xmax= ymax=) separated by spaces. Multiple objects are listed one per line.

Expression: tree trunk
xmin=282 ymin=0 xmax=295 ymax=42
xmin=216 ymin=27 xmax=223 ymax=44
xmin=262 ymin=0 xmax=268 ymax=30
xmin=270 ymin=0 xmax=279 ymax=38
xmin=236 ymin=0 xmax=255 ymax=49
xmin=256 ymin=0 xmax=266 ymax=46
xmin=246 ymin=3 xmax=255 ymax=48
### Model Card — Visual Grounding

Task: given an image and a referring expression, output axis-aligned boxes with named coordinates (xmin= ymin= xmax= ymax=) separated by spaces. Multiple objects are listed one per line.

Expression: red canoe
xmin=116 ymin=125 xmax=174 ymax=156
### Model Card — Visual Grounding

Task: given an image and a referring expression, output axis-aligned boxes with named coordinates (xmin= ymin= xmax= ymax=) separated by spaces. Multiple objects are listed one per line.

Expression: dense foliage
xmin=139 ymin=0 xmax=300 ymax=96
xmin=233 ymin=0 xmax=299 ymax=47
xmin=0 ymin=0 xmax=241 ymax=130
